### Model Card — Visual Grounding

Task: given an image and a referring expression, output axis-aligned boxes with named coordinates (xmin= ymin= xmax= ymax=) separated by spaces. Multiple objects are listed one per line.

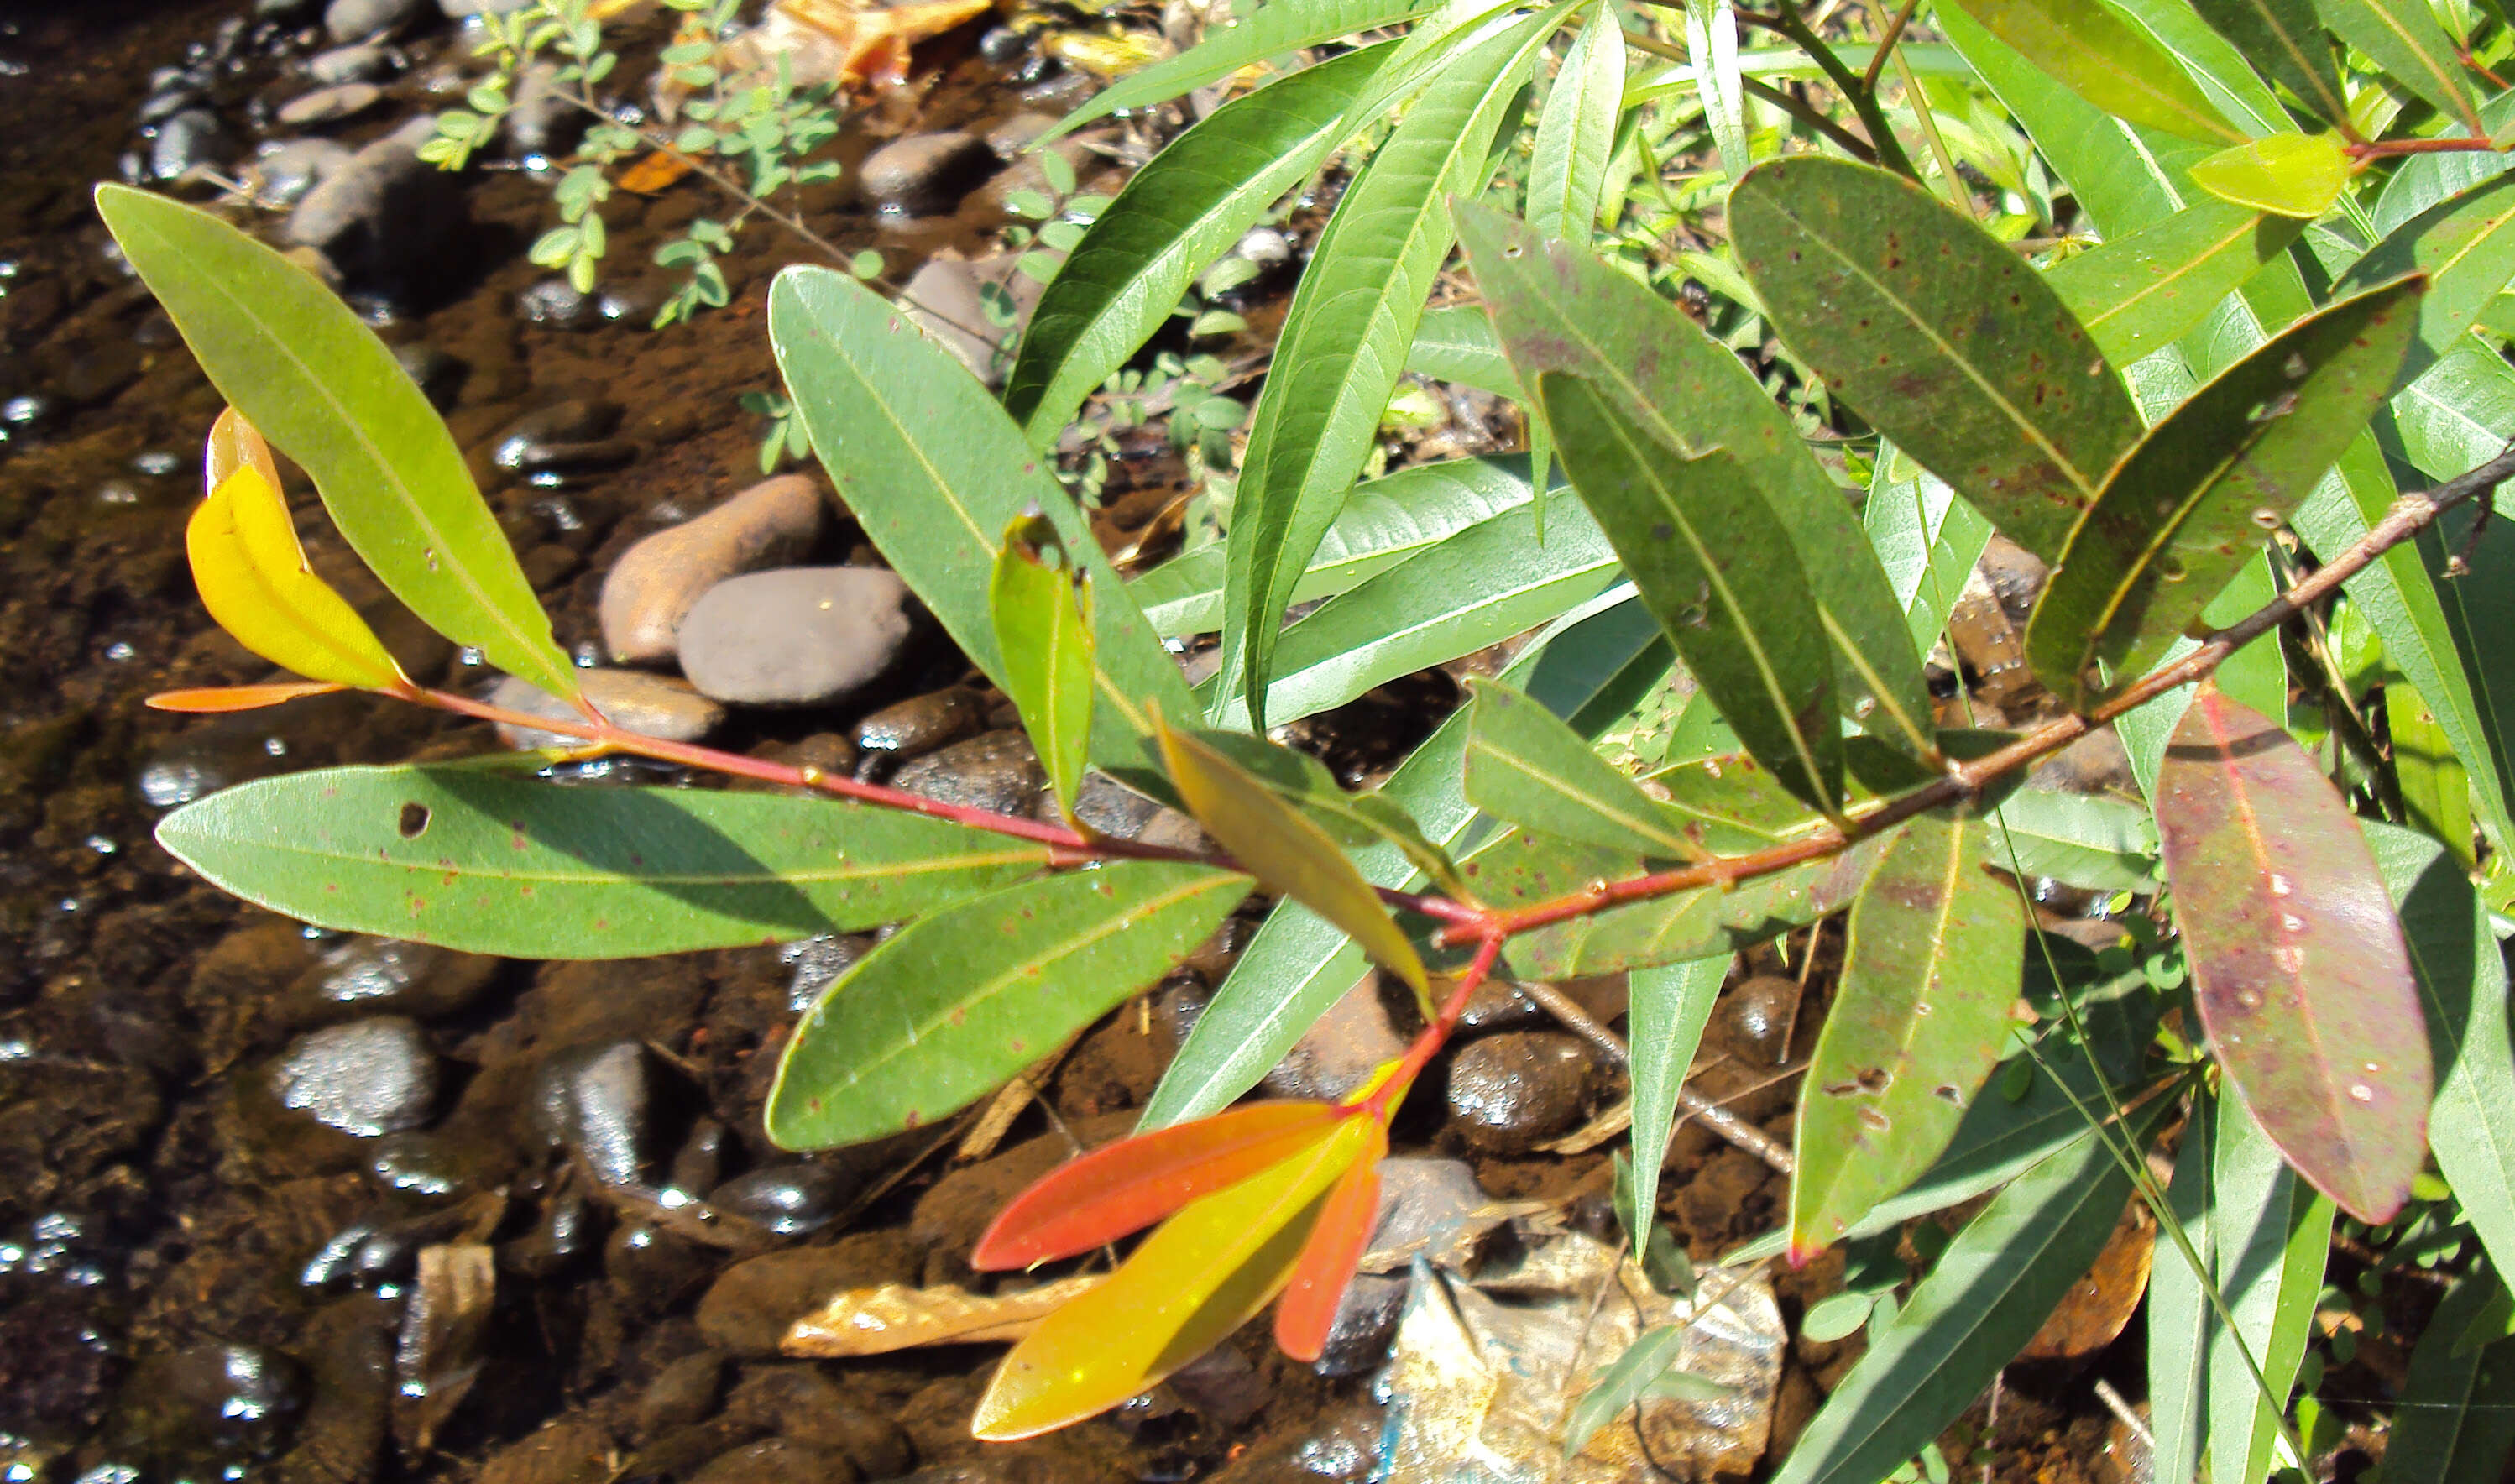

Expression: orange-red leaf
xmin=147 ymin=682 xmax=345 ymax=713
xmin=1273 ymin=1124 xmax=1386 ymax=1361
xmin=972 ymin=1101 xmax=1342 ymax=1269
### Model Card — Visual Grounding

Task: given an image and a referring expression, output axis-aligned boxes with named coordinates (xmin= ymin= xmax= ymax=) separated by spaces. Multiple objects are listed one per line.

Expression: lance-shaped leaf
xmin=1003 ymin=44 xmax=1393 ymax=443
xmin=1789 ymin=810 xmax=2026 ymax=1261
xmin=1464 ymin=677 xmax=1705 ymax=860
xmin=2188 ymin=0 xmax=2348 ymax=124
xmin=2339 ymin=173 xmax=2515 ymax=389
xmin=2026 ymin=274 xmax=2424 ymax=709
xmin=1730 ymin=157 xmax=2144 ymax=567
xmin=2208 ymin=1095 xmax=2332 ymax=1484
xmin=1156 ymin=716 xmax=1431 ymax=1005
xmin=1990 ymin=788 xmax=2159 ymax=891
xmin=95 ymin=186 xmax=578 ymax=704
xmin=1527 ymin=5 xmax=1626 ymax=242
xmin=1626 ymin=954 xmax=1728 ymax=1249
xmin=1404 ymin=306 xmax=1523 ymax=398
xmin=1273 ymin=1124 xmax=1387 ymax=1360
xmin=148 ymin=682 xmax=348 ymax=713
xmin=1171 ymin=727 xmax=1467 ymax=896
xmin=154 ymin=766 xmax=1058 ymax=959
xmin=991 ymin=511 xmax=1095 ymax=820
xmin=1564 ymin=1326 xmax=1715 ymax=1459
xmin=973 ymin=1115 xmax=1376 ymax=1439
xmin=1938 ymin=0 xmax=2243 ymax=142
xmin=2154 ymin=683 xmax=2432 ymax=1222
xmin=2044 ymin=200 xmax=2308 ymax=366
xmin=1539 ymin=371 xmax=1843 ymax=813
xmin=2188 ymin=131 xmax=2350 ymax=217
xmin=1685 ymin=0 xmax=1750 ymax=174
xmin=975 ymin=1101 xmax=1345 ymax=1267
xmin=2310 ymin=0 xmax=2484 ymax=134
xmin=2387 ymin=1272 xmax=2515 ymax=1482
xmin=1864 ymin=454 xmax=1993 ymax=662
xmin=766 ymin=861 xmax=1247 ymax=1149
xmin=1221 ymin=8 xmax=1556 ymax=728
xmin=1459 ymin=204 xmax=1934 ymax=759
xmin=2146 ymin=1091 xmax=2214 ymax=1484
xmin=187 ymin=436 xmax=407 ymax=692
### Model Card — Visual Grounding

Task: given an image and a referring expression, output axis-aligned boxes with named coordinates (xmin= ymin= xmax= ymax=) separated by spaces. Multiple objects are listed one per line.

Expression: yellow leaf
xmin=1155 ymin=716 xmax=1432 ymax=1005
xmin=971 ymin=1116 xmax=1372 ymax=1440
xmin=189 ymin=412 xmax=408 ymax=692
xmin=148 ymin=681 xmax=346 ymax=713
xmin=2188 ymin=133 xmax=2351 ymax=220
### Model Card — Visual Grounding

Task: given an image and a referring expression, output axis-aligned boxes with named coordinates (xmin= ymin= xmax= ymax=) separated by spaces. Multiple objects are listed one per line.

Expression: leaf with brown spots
xmin=2155 ymin=684 xmax=2432 ymax=1223
xmin=1729 ymin=157 xmax=2144 ymax=567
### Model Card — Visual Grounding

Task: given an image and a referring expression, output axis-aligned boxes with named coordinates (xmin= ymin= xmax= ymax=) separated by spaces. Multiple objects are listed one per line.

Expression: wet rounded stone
xmin=284 ymin=116 xmax=468 ymax=296
xmin=694 ymin=1231 xmax=924 ymax=1356
xmin=635 ymin=1351 xmax=724 ymax=1442
xmin=514 ymin=277 xmax=600 ymax=329
xmin=365 ymin=1128 xmax=500 ymax=1202
xmin=677 ymin=567 xmax=918 ymax=708
xmin=1715 ymin=975 xmax=1799 ymax=1063
xmin=252 ymin=136 xmax=356 ymax=207
xmin=489 ymin=669 xmax=724 ymax=749
xmin=599 ymin=474 xmax=827 ymax=664
xmin=117 ymin=1340 xmax=309 ymax=1472
xmin=1264 ymin=976 xmax=1405 ymax=1102
xmin=853 ymin=687 xmax=985 ymax=763
xmin=726 ymin=1365 xmax=913 ymax=1476
xmin=530 ymin=1040 xmax=648 ymax=1187
xmin=150 ymin=107 xmax=232 ymax=180
xmin=324 ymin=0 xmax=427 ymax=41
xmin=276 ymin=81 xmax=383 ymax=127
xmin=476 ymin=1417 xmax=613 ymax=1484
xmin=489 ymin=398 xmax=623 ymax=465
xmin=860 ymin=130 xmax=995 ymax=214
xmin=271 ymin=1016 xmax=440 ymax=1137
xmin=693 ymin=1437 xmax=860 ymax=1484
xmin=887 ymin=729 xmax=1046 ymax=818
xmin=306 ymin=40 xmax=395 ymax=82
xmin=1314 ymin=1272 xmax=1408 ymax=1377
xmin=708 ymin=1163 xmax=858 ymax=1237
xmin=1443 ymin=1031 xmax=1595 ymax=1154
xmin=390 ymin=340 xmax=466 ymax=408
xmin=282 ymin=937 xmax=501 ymax=1027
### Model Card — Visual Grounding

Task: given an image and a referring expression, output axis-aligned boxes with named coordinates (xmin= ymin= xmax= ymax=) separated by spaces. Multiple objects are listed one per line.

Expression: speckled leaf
xmin=2310 ymin=0 xmax=2484 ymax=133
xmin=154 ymin=766 xmax=1057 ymax=959
xmin=2188 ymin=0 xmax=2348 ymax=123
xmin=2338 ymin=173 xmax=2515 ymax=389
xmin=2154 ymin=683 xmax=2432 ymax=1223
xmin=1730 ymin=158 xmax=2144 ymax=567
xmin=2045 ymin=201 xmax=2307 ymax=366
xmin=95 ymin=186 xmax=579 ymax=703
xmin=2026 ymin=274 xmax=2424 ymax=709
xmin=1790 ymin=811 xmax=2026 ymax=1261
xmin=766 ymin=861 xmax=1247 ymax=1149
xmin=2188 ymin=131 xmax=2351 ymax=217
xmin=1465 ymin=677 xmax=1704 ymax=860
xmin=991 ymin=512 xmax=1096 ymax=820
xmin=1939 ymin=0 xmax=2243 ymax=141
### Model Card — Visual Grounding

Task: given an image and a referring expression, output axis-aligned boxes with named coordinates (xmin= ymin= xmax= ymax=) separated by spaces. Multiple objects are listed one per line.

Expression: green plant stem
xmin=1739 ymin=74 xmax=1880 ymax=162
xmin=1730 ymin=2 xmax=1920 ymax=179
xmin=1861 ymin=0 xmax=1921 ymax=92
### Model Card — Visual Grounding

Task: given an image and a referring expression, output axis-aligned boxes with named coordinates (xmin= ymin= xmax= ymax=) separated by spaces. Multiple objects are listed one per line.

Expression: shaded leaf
xmin=1563 ymin=1325 xmax=1706 ymax=1457
xmin=767 ymin=861 xmax=1247 ymax=1149
xmin=1274 ymin=1126 xmax=1387 ymax=1360
xmin=2208 ymin=1095 xmax=2332 ymax=1484
xmin=95 ymin=186 xmax=578 ymax=704
xmin=2188 ymin=0 xmax=2348 ymax=124
xmin=2154 ymin=682 xmax=2432 ymax=1222
xmin=154 ymin=766 xmax=1057 ymax=959
xmin=2026 ymin=274 xmax=2424 ymax=708
xmin=1864 ymin=453 xmax=1992 ymax=662
xmin=2372 ymin=90 xmax=2515 ymax=235
xmin=2388 ymin=1272 xmax=2515 ymax=1483
xmin=1004 ymin=44 xmax=1393 ymax=442
xmin=1626 ymin=954 xmax=1729 ymax=1249
xmin=2188 ymin=131 xmax=2350 ymax=217
xmin=2339 ymin=173 xmax=2515 ymax=389
xmin=2390 ymin=684 xmax=2477 ymax=869
xmin=2146 ymin=1090 xmax=2214 ymax=1484
xmin=1791 ymin=810 xmax=2026 ymax=1260
xmin=1465 ymin=677 xmax=1705 ymax=859
xmin=1035 ymin=0 xmax=1435 ymax=144
xmin=1729 ymin=157 xmax=2143 ymax=566
xmin=1528 ymin=4 xmax=1626 ymax=243
xmin=1404 ymin=305 xmax=1523 ymax=398
xmin=991 ymin=511 xmax=1096 ymax=819
xmin=1938 ymin=0 xmax=2243 ymax=141
xmin=2045 ymin=201 xmax=2308 ymax=366
xmin=2309 ymin=0 xmax=2484 ymax=133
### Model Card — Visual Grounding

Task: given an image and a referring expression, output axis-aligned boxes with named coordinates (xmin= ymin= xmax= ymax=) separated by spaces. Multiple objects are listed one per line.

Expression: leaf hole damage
xmin=397 ymin=802 xmax=431 ymax=839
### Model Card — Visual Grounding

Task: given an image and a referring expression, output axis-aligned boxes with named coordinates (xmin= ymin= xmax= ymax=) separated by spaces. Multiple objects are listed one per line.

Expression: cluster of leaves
xmin=92 ymin=0 xmax=2515 ymax=1462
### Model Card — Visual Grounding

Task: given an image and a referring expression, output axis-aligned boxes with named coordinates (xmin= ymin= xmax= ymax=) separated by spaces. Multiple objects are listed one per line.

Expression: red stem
xmin=1357 ymin=931 xmax=1507 ymax=1123
xmin=2350 ymin=136 xmax=2507 ymax=160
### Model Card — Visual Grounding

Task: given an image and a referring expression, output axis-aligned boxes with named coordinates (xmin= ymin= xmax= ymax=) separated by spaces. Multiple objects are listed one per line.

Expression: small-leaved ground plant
xmin=95 ymin=0 xmax=2515 ymax=1467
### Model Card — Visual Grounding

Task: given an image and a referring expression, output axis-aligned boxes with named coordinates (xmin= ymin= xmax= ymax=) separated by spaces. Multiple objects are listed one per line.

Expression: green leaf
xmin=1464 ymin=677 xmax=1707 ymax=859
xmin=1002 ymin=44 xmax=1393 ymax=444
xmin=1770 ymin=1099 xmax=2169 ymax=1484
xmin=2392 ymin=339 xmax=2515 ymax=483
xmin=1626 ymin=954 xmax=1728 ymax=1248
xmin=1528 ymin=4 xmax=1627 ymax=241
xmin=2187 ymin=131 xmax=2350 ymax=217
xmin=766 ymin=862 xmax=1247 ymax=1148
xmin=1403 ymin=305 xmax=1524 ymax=398
xmin=1989 ymin=787 xmax=2159 ymax=891
xmin=769 ymin=267 xmax=1197 ymax=790
xmin=1938 ymin=0 xmax=2244 ymax=142
xmin=1034 ymin=0 xmax=1437 ymax=145
xmin=2146 ymin=1090 xmax=2214 ymax=1484
xmin=2309 ymin=0 xmax=2484 ymax=133
xmin=1128 ymin=455 xmax=1537 ymax=637
xmin=2368 ymin=822 xmax=2515 ymax=1283
xmin=1790 ymin=810 xmax=2027 ymax=1259
xmin=1221 ymin=7 xmax=1558 ymax=728
xmin=991 ymin=512 xmax=1096 ymax=821
xmin=1156 ymin=718 xmax=1430 ymax=1003
xmin=1458 ymin=205 xmax=1936 ymax=762
xmin=2391 ymin=683 xmax=2477 ymax=868
xmin=2207 ymin=1095 xmax=2331 ymax=1484
xmin=1729 ymin=157 xmax=2144 ymax=567
xmin=92 ymin=186 xmax=579 ymax=704
xmin=1140 ymin=597 xmax=1668 ymax=1128
xmin=2025 ymin=274 xmax=2424 ymax=708
xmin=1684 ymin=0 xmax=1750 ymax=174
xmin=2338 ymin=174 xmax=2515 ymax=389
xmin=2388 ymin=1272 xmax=2515 ymax=1483
xmin=2043 ymin=199 xmax=2308 ymax=365
xmin=1864 ymin=454 xmax=1993 ymax=663
xmin=2154 ymin=683 xmax=2432 ymax=1223
xmin=154 ymin=766 xmax=1055 ymax=959
xmin=2372 ymin=91 xmax=2515 ymax=236
xmin=1169 ymin=726 xmax=1467 ymax=896
xmin=1538 ymin=374 xmax=1844 ymax=813
xmin=2187 ymin=0 xmax=2349 ymax=124
xmin=1563 ymin=1326 xmax=1704 ymax=1458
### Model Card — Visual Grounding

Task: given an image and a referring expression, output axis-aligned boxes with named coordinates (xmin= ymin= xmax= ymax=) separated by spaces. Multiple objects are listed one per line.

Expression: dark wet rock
xmin=133 ymin=711 xmax=296 ymax=809
xmin=962 ymin=136 xmax=1097 ymax=224
xmin=1715 ymin=975 xmax=1799 ymax=1063
xmin=1444 ymin=1031 xmax=1595 ymax=1153
xmin=0 ymin=1059 xmax=165 ymax=1212
xmin=665 ymin=1116 xmax=728 ymax=1198
xmin=510 ymin=955 xmax=707 ymax=1058
xmin=693 ymin=1437 xmax=860 ymax=1484
xmin=1945 ymin=582 xmax=2037 ymax=715
xmin=185 ymin=922 xmax=322 ymax=1074
xmin=1205 ymin=1403 xmax=1382 ymax=1481
xmin=854 ymin=687 xmax=985 ymax=764
xmin=1451 ymin=977 xmax=1541 ymax=1032
xmin=0 ymin=1278 xmax=120 ymax=1440
xmin=899 ymin=253 xmax=1044 ymax=386
xmin=489 ymin=668 xmax=724 ymax=749
xmin=306 ymin=41 xmax=395 ymax=83
xmin=253 ymin=137 xmax=356 ymax=208
xmin=1168 ymin=1344 xmax=1266 ymax=1426
xmin=889 ymin=729 xmax=1046 ymax=818
xmin=693 ymin=1231 xmax=924 ymax=1356
xmin=982 ymin=110 xmax=1060 ymax=157
xmin=491 ymin=397 xmax=623 ymax=462
xmin=365 ymin=1129 xmax=503 ymax=1202
xmin=977 ymin=24 xmax=1033 ymax=63
xmin=725 ymin=1365 xmax=912 ymax=1475
xmin=530 ymin=1040 xmax=648 ymax=1187
xmin=277 ymin=81 xmax=384 ymax=127
xmin=605 ymin=1222 xmax=719 ymax=1315
xmin=635 ymin=1351 xmax=724 ymax=1441
xmin=1265 ymin=975 xmax=1405 ymax=1101
xmin=1069 ymin=773 xmax=1163 ymax=839
xmin=599 ymin=473 xmax=826 ymax=664
xmin=325 ymin=0 xmax=429 ymax=41
xmin=442 ymin=0 xmax=537 ymax=14
xmin=515 ymin=276 xmax=600 ymax=329
xmin=3 ymin=392 xmax=55 ymax=434
xmin=283 ymin=937 xmax=502 ymax=1027
xmin=1315 ymin=1271 xmax=1408 ymax=1377
xmin=1978 ymin=534 xmax=2048 ymax=624
xmin=114 ymin=1340 xmax=308 ymax=1475
xmin=57 ymin=341 xmax=145 ymax=405
xmin=150 ymin=107 xmax=233 ymax=180
xmin=708 ymin=1163 xmax=857 ymax=1236
xmin=506 ymin=436 xmax=637 ymax=481
xmin=504 ymin=1185 xmax=596 ymax=1279
xmin=2027 ymin=724 xmax=2136 ymax=798
xmin=779 ymin=933 xmax=872 ymax=1011
xmin=861 ymin=130 xmax=995 ymax=214
xmin=272 ymin=1016 xmax=440 ymax=1138
xmin=391 ymin=341 xmax=466 ymax=409
xmin=477 ymin=1417 xmax=613 ymax=1484
xmin=285 ymin=117 xmax=468 ymax=296
xmin=259 ymin=0 xmax=320 ymax=16
xmin=677 ymin=567 xmax=918 ymax=708
xmin=1367 ymin=1157 xmax=1493 ymax=1267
